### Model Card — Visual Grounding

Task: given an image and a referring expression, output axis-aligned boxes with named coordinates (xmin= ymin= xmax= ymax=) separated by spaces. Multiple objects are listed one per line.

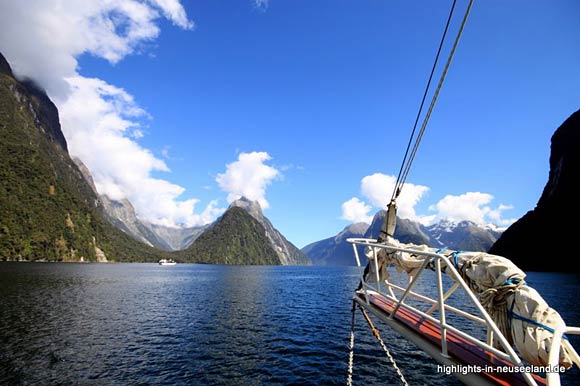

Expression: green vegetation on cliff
xmin=0 ymin=54 xmax=166 ymax=262
xmin=180 ymin=207 xmax=280 ymax=265
xmin=0 ymin=53 xmax=298 ymax=265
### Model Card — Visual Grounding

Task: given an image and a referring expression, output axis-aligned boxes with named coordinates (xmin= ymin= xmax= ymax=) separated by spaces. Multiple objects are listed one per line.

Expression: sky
xmin=1 ymin=0 xmax=579 ymax=248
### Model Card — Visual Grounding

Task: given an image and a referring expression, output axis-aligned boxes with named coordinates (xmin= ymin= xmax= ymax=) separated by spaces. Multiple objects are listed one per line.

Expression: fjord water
xmin=1 ymin=263 xmax=579 ymax=385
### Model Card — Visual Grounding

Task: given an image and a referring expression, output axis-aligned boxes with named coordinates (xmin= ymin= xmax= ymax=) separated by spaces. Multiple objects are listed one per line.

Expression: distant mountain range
xmin=74 ymin=151 xmax=309 ymax=264
xmin=74 ymin=157 xmax=207 ymax=251
xmin=3 ymin=48 xmax=576 ymax=271
xmin=76 ymin=156 xmax=309 ymax=264
xmin=0 ymin=51 xmax=308 ymax=265
xmin=302 ymin=223 xmax=369 ymax=266
xmin=303 ymin=211 xmax=503 ymax=266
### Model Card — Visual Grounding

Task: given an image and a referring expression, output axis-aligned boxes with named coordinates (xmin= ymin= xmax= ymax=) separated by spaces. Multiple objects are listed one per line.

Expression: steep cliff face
xmin=229 ymin=197 xmax=310 ymax=265
xmin=490 ymin=109 xmax=580 ymax=271
xmin=0 ymin=54 xmax=12 ymax=78
xmin=179 ymin=206 xmax=281 ymax=265
xmin=0 ymin=52 xmax=165 ymax=262
xmin=144 ymin=223 xmax=207 ymax=251
xmin=180 ymin=198 xmax=310 ymax=265
xmin=74 ymin=157 xmax=206 ymax=251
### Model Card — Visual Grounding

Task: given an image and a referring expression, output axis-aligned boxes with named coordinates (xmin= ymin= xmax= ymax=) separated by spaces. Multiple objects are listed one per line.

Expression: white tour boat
xmin=158 ymin=259 xmax=176 ymax=266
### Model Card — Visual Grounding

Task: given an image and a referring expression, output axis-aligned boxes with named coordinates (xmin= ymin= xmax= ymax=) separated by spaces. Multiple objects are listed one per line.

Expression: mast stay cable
xmin=391 ymin=0 xmax=474 ymax=202
xmin=391 ymin=0 xmax=458 ymax=201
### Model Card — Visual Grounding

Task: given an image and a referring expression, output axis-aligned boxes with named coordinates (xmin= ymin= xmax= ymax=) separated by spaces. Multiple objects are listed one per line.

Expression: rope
xmin=456 ymin=253 xmax=525 ymax=347
xmin=392 ymin=0 xmax=474 ymax=201
xmin=359 ymin=305 xmax=409 ymax=386
xmin=392 ymin=0 xmax=457 ymax=201
xmin=347 ymin=300 xmax=356 ymax=386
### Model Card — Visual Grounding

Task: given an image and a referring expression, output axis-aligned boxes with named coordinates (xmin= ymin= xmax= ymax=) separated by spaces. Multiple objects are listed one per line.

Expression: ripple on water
xmin=1 ymin=263 xmax=579 ymax=385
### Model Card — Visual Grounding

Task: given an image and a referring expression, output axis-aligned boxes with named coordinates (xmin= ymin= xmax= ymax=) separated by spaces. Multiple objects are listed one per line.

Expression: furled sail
xmin=364 ymin=237 xmax=578 ymax=369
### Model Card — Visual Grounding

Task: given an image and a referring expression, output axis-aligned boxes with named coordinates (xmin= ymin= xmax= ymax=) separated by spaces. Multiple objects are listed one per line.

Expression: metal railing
xmin=348 ymin=238 xmax=580 ymax=386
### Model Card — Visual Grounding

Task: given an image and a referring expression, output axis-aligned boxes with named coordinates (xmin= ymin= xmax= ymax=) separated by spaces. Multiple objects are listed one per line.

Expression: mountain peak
xmin=229 ymin=197 xmax=263 ymax=220
xmin=339 ymin=222 xmax=369 ymax=238
xmin=0 ymin=52 xmax=14 ymax=78
xmin=183 ymin=202 xmax=310 ymax=265
xmin=302 ymin=221 xmax=369 ymax=266
xmin=181 ymin=207 xmax=280 ymax=265
xmin=219 ymin=196 xmax=309 ymax=265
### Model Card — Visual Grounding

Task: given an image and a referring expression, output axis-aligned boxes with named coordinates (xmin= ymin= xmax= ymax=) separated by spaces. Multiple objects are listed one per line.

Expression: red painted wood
xmin=361 ymin=292 xmax=547 ymax=386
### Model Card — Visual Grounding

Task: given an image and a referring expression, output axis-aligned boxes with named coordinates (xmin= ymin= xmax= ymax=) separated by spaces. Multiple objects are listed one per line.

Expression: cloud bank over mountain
xmin=0 ymin=0 xmax=224 ymax=227
xmin=341 ymin=173 xmax=515 ymax=227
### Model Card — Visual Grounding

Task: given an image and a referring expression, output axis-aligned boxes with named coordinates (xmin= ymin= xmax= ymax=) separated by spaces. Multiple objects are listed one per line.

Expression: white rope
xmin=359 ymin=305 xmax=409 ymax=386
xmin=347 ymin=302 xmax=355 ymax=386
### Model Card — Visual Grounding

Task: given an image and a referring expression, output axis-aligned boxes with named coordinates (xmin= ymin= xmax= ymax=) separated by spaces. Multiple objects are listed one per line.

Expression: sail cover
xmin=364 ymin=237 xmax=576 ymax=369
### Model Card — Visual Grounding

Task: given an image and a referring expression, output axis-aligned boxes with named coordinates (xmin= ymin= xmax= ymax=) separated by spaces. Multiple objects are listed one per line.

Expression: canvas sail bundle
xmin=364 ymin=237 xmax=578 ymax=369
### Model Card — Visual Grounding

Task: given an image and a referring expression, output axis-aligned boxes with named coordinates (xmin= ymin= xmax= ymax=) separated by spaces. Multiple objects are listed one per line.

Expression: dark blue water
xmin=0 ymin=263 xmax=579 ymax=385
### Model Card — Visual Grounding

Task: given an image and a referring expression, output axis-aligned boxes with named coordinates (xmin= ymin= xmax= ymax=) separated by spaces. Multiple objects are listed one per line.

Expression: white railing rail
xmin=347 ymin=238 xmax=579 ymax=386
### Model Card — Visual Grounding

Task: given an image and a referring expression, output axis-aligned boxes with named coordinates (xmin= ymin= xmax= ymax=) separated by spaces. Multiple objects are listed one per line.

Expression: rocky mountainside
xmin=0 ymin=52 xmax=168 ymax=262
xmin=303 ymin=211 xmax=503 ymax=266
xmin=490 ymin=109 xmax=580 ymax=271
xmin=74 ymin=157 xmax=206 ymax=251
xmin=180 ymin=198 xmax=310 ymax=265
xmin=301 ymin=222 xmax=369 ymax=266
xmin=178 ymin=207 xmax=280 ymax=265
xmin=428 ymin=219 xmax=502 ymax=252
xmin=364 ymin=211 xmax=432 ymax=246
xmin=144 ymin=222 xmax=207 ymax=251
xmin=228 ymin=197 xmax=310 ymax=265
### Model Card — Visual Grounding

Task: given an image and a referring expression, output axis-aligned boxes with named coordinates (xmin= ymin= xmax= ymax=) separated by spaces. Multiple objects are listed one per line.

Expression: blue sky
xmin=1 ymin=0 xmax=579 ymax=248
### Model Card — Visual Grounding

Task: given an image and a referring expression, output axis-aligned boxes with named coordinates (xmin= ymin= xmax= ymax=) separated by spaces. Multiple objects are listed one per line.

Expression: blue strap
xmin=429 ymin=248 xmax=448 ymax=272
xmin=452 ymin=250 xmax=462 ymax=269
xmin=428 ymin=248 xmax=448 ymax=272
xmin=509 ymin=300 xmax=569 ymax=341
xmin=509 ymin=298 xmax=516 ymax=336
xmin=510 ymin=313 xmax=569 ymax=340
xmin=503 ymin=277 xmax=526 ymax=287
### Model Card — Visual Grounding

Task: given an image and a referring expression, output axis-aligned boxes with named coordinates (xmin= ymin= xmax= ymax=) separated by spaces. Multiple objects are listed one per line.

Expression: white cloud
xmin=341 ymin=198 xmax=373 ymax=224
xmin=0 ymin=0 xmax=193 ymax=99
xmin=131 ymin=128 xmax=145 ymax=139
xmin=342 ymin=173 xmax=514 ymax=227
xmin=429 ymin=192 xmax=515 ymax=225
xmin=254 ymin=0 xmax=269 ymax=10
xmin=216 ymin=152 xmax=280 ymax=209
xmin=0 ymin=1 xmax=223 ymax=228
xmin=360 ymin=173 xmax=430 ymax=221
xmin=161 ymin=145 xmax=171 ymax=159
xmin=341 ymin=173 xmax=430 ymax=225
xmin=486 ymin=204 xmax=516 ymax=226
xmin=429 ymin=192 xmax=492 ymax=224
xmin=149 ymin=0 xmax=194 ymax=29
